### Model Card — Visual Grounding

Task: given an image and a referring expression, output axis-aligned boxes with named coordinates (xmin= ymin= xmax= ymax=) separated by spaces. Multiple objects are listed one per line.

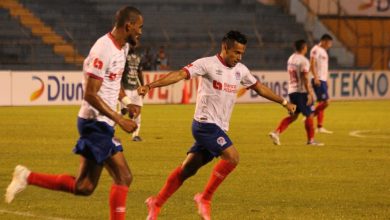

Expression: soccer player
xmin=121 ymin=45 xmax=144 ymax=142
xmin=310 ymin=34 xmax=333 ymax=134
xmin=269 ymin=39 xmax=323 ymax=146
xmin=138 ymin=31 xmax=296 ymax=220
xmin=5 ymin=6 xmax=143 ymax=220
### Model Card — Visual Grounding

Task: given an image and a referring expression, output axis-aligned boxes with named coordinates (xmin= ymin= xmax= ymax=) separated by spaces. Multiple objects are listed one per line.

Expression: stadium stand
xmin=0 ymin=0 xmax=343 ymax=70
xmin=0 ymin=8 xmax=76 ymax=70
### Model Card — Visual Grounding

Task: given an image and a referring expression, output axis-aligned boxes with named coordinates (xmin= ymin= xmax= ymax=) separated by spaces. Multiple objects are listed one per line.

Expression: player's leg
xmin=5 ymin=157 xmax=103 ymax=203
xmin=269 ymin=93 xmax=300 ymax=145
xmin=104 ymin=152 xmax=132 ymax=220
xmin=146 ymin=152 xmax=211 ymax=220
xmin=194 ymin=145 xmax=238 ymax=220
xmin=132 ymin=113 xmax=142 ymax=141
xmin=272 ymin=113 xmax=299 ymax=134
xmin=314 ymin=81 xmax=332 ymax=133
xmin=298 ymin=93 xmax=324 ymax=146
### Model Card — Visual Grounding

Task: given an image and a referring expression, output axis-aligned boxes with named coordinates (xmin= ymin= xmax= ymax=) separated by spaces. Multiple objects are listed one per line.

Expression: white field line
xmin=0 ymin=209 xmax=74 ymax=220
xmin=349 ymin=130 xmax=389 ymax=139
xmin=349 ymin=130 xmax=370 ymax=138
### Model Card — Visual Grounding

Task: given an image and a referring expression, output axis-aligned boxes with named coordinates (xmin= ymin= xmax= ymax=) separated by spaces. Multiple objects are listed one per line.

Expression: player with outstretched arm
xmin=138 ymin=31 xmax=296 ymax=220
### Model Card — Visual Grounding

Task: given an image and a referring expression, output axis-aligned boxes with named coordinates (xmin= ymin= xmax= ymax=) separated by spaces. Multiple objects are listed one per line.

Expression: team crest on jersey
xmin=216 ymin=69 xmax=222 ymax=75
xmin=217 ymin=136 xmax=227 ymax=146
xmin=235 ymin=71 xmax=241 ymax=80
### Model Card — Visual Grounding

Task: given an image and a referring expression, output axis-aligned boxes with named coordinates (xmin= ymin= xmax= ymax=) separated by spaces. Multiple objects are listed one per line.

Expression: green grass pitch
xmin=0 ymin=100 xmax=389 ymax=219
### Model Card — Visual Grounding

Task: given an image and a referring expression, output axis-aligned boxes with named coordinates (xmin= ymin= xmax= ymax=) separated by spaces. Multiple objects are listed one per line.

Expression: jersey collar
xmin=107 ymin=32 xmax=123 ymax=50
xmin=216 ymin=54 xmax=229 ymax=68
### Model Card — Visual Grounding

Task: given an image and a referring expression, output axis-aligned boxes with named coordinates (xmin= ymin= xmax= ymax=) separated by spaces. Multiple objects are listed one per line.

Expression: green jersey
xmin=122 ymin=53 xmax=142 ymax=90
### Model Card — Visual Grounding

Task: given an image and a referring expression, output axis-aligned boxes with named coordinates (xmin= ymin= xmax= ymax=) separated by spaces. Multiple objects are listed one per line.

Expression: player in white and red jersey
xmin=138 ymin=31 xmax=296 ymax=220
xmin=269 ymin=39 xmax=323 ymax=146
xmin=310 ymin=34 xmax=333 ymax=134
xmin=5 ymin=6 xmax=143 ymax=220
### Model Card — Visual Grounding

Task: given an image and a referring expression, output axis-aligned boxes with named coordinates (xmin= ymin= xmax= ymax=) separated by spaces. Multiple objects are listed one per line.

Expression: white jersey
xmin=287 ymin=53 xmax=310 ymax=94
xmin=310 ymin=44 xmax=329 ymax=81
xmin=78 ymin=33 xmax=129 ymax=126
xmin=183 ymin=54 xmax=257 ymax=131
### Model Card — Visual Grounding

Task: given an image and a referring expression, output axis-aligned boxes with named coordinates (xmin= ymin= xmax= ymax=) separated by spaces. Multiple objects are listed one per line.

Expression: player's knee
xmin=228 ymin=156 xmax=240 ymax=165
xmin=181 ymin=165 xmax=199 ymax=180
xmin=115 ymin=172 xmax=133 ymax=186
xmin=74 ymin=182 xmax=96 ymax=196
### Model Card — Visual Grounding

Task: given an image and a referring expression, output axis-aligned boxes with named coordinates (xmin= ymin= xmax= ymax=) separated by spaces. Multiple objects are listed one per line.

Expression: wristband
xmin=121 ymin=96 xmax=132 ymax=106
xmin=282 ymin=99 xmax=288 ymax=106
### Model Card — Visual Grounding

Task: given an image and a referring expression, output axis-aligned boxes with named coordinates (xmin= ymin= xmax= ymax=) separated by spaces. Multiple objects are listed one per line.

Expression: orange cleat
xmin=194 ymin=193 xmax=211 ymax=220
xmin=145 ymin=196 xmax=161 ymax=220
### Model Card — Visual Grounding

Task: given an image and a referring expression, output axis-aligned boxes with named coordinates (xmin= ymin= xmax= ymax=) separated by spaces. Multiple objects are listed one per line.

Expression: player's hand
xmin=137 ymin=85 xmax=150 ymax=96
xmin=314 ymin=78 xmax=321 ymax=87
xmin=127 ymin=104 xmax=141 ymax=119
xmin=285 ymin=102 xmax=296 ymax=115
xmin=117 ymin=117 xmax=138 ymax=133
xmin=307 ymin=93 xmax=314 ymax=106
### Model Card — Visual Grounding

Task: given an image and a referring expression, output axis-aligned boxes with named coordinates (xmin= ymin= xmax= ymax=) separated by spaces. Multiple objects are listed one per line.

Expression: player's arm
xmin=250 ymin=82 xmax=296 ymax=114
xmin=302 ymin=71 xmax=314 ymax=106
xmin=84 ymin=77 xmax=137 ymax=133
xmin=310 ymin=57 xmax=320 ymax=86
xmin=138 ymin=69 xmax=187 ymax=96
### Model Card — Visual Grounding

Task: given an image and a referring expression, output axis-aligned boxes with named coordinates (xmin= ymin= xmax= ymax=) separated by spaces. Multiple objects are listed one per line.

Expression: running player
xmin=138 ymin=31 xmax=296 ymax=220
xmin=121 ymin=45 xmax=144 ymax=142
xmin=269 ymin=39 xmax=323 ymax=146
xmin=5 ymin=6 xmax=143 ymax=220
xmin=310 ymin=34 xmax=333 ymax=133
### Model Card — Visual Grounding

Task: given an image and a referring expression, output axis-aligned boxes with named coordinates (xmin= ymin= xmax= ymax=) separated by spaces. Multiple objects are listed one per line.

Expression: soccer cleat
xmin=132 ymin=136 xmax=142 ymax=142
xmin=194 ymin=193 xmax=211 ymax=220
xmin=307 ymin=140 xmax=325 ymax=146
xmin=316 ymin=127 xmax=333 ymax=134
xmin=145 ymin=196 xmax=161 ymax=220
xmin=268 ymin=132 xmax=281 ymax=145
xmin=5 ymin=165 xmax=31 ymax=203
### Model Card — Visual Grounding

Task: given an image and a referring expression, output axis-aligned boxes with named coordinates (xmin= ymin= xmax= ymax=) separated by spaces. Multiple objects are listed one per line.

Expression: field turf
xmin=0 ymin=100 xmax=389 ymax=219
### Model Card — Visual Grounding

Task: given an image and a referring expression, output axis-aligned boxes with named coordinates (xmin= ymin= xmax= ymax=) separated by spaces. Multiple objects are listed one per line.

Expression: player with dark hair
xmin=138 ymin=30 xmax=296 ymax=220
xmin=269 ymin=39 xmax=323 ymax=146
xmin=5 ymin=6 xmax=143 ymax=220
xmin=310 ymin=34 xmax=333 ymax=134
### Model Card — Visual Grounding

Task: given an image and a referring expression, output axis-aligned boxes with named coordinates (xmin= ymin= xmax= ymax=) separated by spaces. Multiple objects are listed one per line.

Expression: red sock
xmin=155 ymin=166 xmax=183 ymax=207
xmin=275 ymin=116 xmax=294 ymax=133
xmin=305 ymin=117 xmax=315 ymax=142
xmin=27 ymin=172 xmax=75 ymax=193
xmin=202 ymin=160 xmax=237 ymax=201
xmin=109 ymin=184 xmax=129 ymax=220
xmin=317 ymin=110 xmax=324 ymax=128
xmin=314 ymin=102 xmax=327 ymax=116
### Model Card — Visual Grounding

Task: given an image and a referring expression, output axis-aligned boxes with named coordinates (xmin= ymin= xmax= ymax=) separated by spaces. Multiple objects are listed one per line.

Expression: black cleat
xmin=132 ymin=136 xmax=142 ymax=142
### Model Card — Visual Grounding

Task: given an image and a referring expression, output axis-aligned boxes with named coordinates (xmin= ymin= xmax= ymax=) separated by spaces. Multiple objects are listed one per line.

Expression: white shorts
xmin=125 ymin=89 xmax=143 ymax=107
